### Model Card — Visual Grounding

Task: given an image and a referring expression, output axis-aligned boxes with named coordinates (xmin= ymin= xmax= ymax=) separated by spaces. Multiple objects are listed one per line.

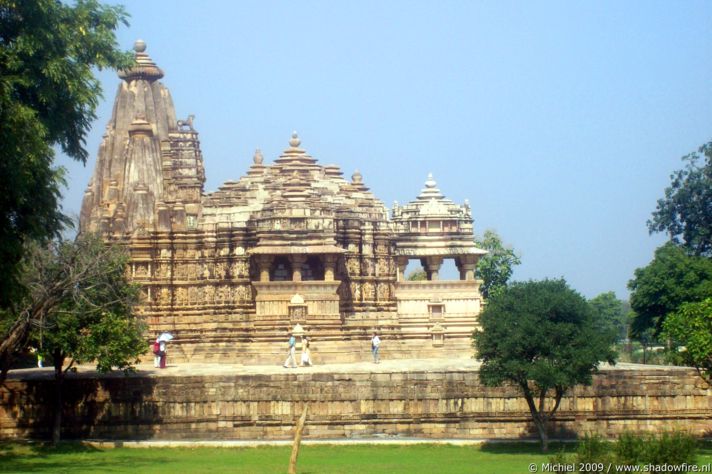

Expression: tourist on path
xmin=371 ymin=332 xmax=381 ymax=364
xmin=153 ymin=337 xmax=161 ymax=368
xmin=283 ymin=332 xmax=297 ymax=368
xmin=301 ymin=337 xmax=312 ymax=367
xmin=159 ymin=340 xmax=167 ymax=368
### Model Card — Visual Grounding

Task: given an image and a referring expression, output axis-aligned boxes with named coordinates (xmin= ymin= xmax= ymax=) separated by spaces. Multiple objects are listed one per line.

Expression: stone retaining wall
xmin=1 ymin=367 xmax=710 ymax=441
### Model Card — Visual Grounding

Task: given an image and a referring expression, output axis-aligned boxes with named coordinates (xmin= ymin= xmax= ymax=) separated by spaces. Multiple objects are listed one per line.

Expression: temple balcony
xmin=395 ymin=279 xmax=483 ymax=344
xmin=253 ymin=281 xmax=340 ymax=317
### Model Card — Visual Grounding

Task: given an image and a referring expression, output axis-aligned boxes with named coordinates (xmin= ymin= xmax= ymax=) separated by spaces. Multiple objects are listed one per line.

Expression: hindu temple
xmin=79 ymin=41 xmax=487 ymax=364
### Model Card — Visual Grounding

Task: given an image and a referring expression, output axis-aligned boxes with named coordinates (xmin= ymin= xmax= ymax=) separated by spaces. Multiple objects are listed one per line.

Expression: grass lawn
xmin=1 ymin=441 xmax=711 ymax=474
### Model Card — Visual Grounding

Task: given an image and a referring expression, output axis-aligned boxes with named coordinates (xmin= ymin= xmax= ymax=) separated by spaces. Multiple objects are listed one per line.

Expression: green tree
xmin=662 ymin=297 xmax=712 ymax=386
xmin=473 ymin=279 xmax=616 ymax=452
xmin=38 ymin=236 xmax=144 ymax=444
xmin=475 ymin=229 xmax=521 ymax=298
xmin=406 ymin=267 xmax=427 ymax=281
xmin=0 ymin=235 xmax=146 ymax=443
xmin=589 ymin=292 xmax=629 ymax=342
xmin=648 ymin=140 xmax=712 ymax=256
xmin=628 ymin=243 xmax=712 ymax=336
xmin=0 ymin=0 xmax=131 ymax=307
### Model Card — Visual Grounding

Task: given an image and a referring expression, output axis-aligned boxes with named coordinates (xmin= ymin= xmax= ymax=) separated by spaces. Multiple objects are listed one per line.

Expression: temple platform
xmin=2 ymin=360 xmax=710 ymax=442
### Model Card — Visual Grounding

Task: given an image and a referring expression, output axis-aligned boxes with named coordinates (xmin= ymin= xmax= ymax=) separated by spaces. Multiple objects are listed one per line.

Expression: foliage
xmin=0 ymin=0 xmax=131 ymax=308
xmin=614 ymin=340 xmax=668 ymax=365
xmin=628 ymin=243 xmax=712 ymax=336
xmin=574 ymin=434 xmax=615 ymax=471
xmin=588 ymin=292 xmax=629 ymax=341
xmin=551 ymin=432 xmax=698 ymax=471
xmin=0 ymin=234 xmax=144 ymax=377
xmin=406 ymin=267 xmax=427 ymax=281
xmin=39 ymin=235 xmax=144 ymax=444
xmin=473 ymin=279 xmax=616 ymax=452
xmin=0 ymin=234 xmax=146 ymax=443
xmin=662 ymin=297 xmax=712 ymax=386
xmin=29 ymin=235 xmax=146 ymax=375
xmin=648 ymin=140 xmax=712 ymax=256
xmin=474 ymin=229 xmax=521 ymax=298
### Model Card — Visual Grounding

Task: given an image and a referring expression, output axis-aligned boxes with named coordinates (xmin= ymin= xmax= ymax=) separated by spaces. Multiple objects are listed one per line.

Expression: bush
xmin=644 ymin=432 xmax=697 ymax=465
xmin=575 ymin=434 xmax=614 ymax=473
xmin=550 ymin=432 xmax=698 ymax=471
xmin=614 ymin=432 xmax=646 ymax=465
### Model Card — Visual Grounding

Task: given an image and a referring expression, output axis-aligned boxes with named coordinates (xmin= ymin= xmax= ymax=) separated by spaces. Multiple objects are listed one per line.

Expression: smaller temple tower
xmin=391 ymin=174 xmax=486 ymax=351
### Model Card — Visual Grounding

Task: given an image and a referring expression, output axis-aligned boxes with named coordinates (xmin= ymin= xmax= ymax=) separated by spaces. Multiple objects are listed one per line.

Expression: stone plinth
xmin=1 ymin=363 xmax=709 ymax=441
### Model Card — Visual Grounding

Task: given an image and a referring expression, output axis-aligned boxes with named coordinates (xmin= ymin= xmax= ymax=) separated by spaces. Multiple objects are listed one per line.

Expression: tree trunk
xmin=0 ymin=315 xmax=31 ymax=384
xmin=522 ymin=389 xmax=550 ymax=453
xmin=288 ymin=404 xmax=308 ymax=474
xmin=534 ymin=416 xmax=549 ymax=452
xmin=52 ymin=352 xmax=64 ymax=445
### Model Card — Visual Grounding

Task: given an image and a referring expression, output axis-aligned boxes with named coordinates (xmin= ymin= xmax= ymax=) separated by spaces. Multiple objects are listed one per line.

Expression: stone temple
xmin=79 ymin=41 xmax=487 ymax=364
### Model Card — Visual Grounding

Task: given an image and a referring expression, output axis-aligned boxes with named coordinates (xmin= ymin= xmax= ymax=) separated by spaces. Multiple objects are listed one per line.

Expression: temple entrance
xmin=301 ymin=256 xmax=324 ymax=281
xmin=269 ymin=256 xmax=292 ymax=281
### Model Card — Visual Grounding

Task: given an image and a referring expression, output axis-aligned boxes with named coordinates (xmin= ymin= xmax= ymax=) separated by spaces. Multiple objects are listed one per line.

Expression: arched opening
xmin=440 ymin=258 xmax=459 ymax=280
xmin=301 ymin=256 xmax=324 ymax=281
xmin=270 ymin=256 xmax=292 ymax=281
xmin=403 ymin=259 xmax=426 ymax=281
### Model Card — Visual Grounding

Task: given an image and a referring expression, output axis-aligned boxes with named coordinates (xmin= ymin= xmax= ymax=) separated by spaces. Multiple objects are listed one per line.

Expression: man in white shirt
xmin=371 ymin=332 xmax=381 ymax=364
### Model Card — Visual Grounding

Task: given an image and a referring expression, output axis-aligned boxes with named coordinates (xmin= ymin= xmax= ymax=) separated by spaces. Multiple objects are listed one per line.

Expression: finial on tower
xmin=134 ymin=39 xmax=147 ymax=53
xmin=425 ymin=173 xmax=437 ymax=188
xmin=253 ymin=149 xmax=264 ymax=165
xmin=289 ymin=131 xmax=301 ymax=148
xmin=352 ymin=169 xmax=363 ymax=184
xmin=119 ymin=38 xmax=164 ymax=81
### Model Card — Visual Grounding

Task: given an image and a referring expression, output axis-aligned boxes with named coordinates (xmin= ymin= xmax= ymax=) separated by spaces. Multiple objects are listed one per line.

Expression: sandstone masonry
xmin=1 ymin=364 xmax=709 ymax=441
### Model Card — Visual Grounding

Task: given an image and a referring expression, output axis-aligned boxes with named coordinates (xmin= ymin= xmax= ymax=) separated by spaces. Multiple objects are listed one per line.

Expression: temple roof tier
xmin=249 ymin=245 xmax=346 ymax=255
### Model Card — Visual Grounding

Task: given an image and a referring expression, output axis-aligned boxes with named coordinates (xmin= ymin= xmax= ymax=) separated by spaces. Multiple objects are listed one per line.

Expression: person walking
xmin=300 ymin=337 xmax=312 ymax=367
xmin=371 ymin=332 xmax=381 ymax=364
xmin=283 ymin=332 xmax=297 ymax=368
xmin=153 ymin=337 xmax=161 ymax=368
xmin=159 ymin=339 xmax=167 ymax=368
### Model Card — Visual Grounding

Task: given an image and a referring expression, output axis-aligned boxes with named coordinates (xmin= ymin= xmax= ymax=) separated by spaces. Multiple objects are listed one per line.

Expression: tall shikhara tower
xmin=80 ymin=39 xmax=204 ymax=235
xmin=80 ymin=41 xmax=486 ymax=364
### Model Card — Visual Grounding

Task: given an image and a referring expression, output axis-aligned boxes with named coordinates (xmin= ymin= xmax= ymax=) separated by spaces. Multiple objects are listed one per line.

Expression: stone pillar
xmin=324 ymin=255 xmax=337 ymax=281
xmin=157 ymin=203 xmax=171 ymax=232
xmin=395 ymin=256 xmax=408 ymax=282
xmin=431 ymin=323 xmax=444 ymax=347
xmin=291 ymin=255 xmax=307 ymax=282
xmin=172 ymin=202 xmax=186 ymax=231
xmin=423 ymin=256 xmax=444 ymax=281
xmin=257 ymin=255 xmax=272 ymax=282
xmin=457 ymin=256 xmax=477 ymax=281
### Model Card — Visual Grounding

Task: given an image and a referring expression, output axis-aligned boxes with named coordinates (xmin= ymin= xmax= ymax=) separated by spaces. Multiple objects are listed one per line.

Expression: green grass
xmin=0 ymin=441 xmax=710 ymax=474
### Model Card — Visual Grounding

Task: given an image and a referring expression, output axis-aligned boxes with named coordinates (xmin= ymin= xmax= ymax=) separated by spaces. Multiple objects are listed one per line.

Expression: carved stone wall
xmin=2 ymin=366 xmax=709 ymax=441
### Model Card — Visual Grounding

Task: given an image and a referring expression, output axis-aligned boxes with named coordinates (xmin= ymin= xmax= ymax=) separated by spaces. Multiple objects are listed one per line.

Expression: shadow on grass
xmin=699 ymin=440 xmax=712 ymax=456
xmin=479 ymin=440 xmax=575 ymax=455
xmin=0 ymin=441 xmax=167 ymax=473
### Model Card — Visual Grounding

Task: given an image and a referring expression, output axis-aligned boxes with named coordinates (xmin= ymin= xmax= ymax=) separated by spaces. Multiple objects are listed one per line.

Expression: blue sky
xmin=58 ymin=1 xmax=712 ymax=299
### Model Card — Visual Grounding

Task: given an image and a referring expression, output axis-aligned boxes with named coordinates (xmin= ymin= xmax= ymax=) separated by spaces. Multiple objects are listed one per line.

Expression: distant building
xmin=80 ymin=41 xmax=486 ymax=363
